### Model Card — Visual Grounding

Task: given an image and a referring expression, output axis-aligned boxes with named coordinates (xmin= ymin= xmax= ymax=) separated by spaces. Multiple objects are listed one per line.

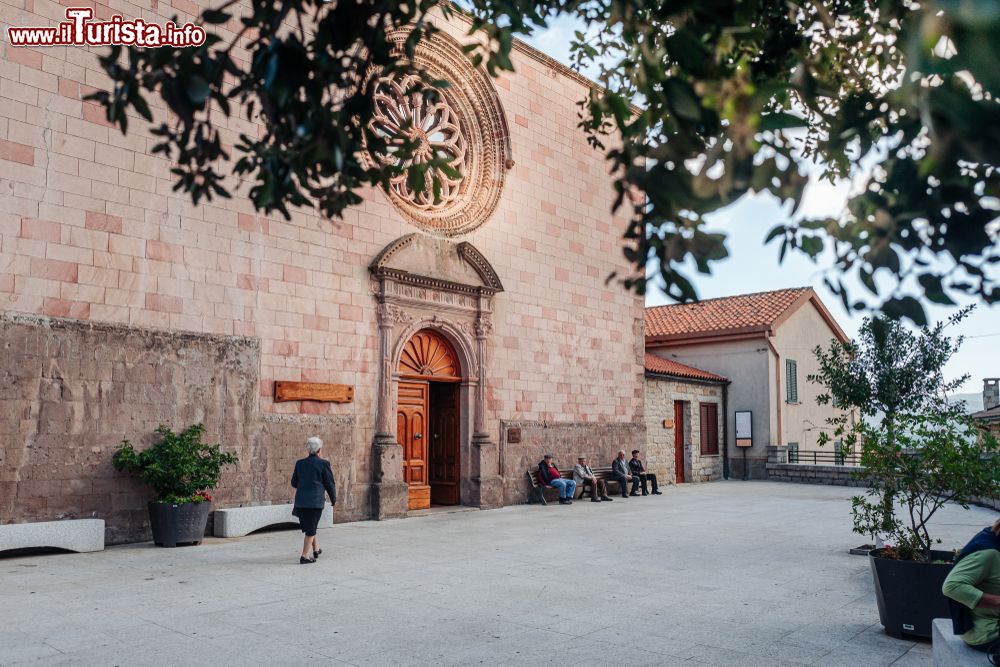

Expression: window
xmin=785 ymin=359 xmax=798 ymax=403
xmin=788 ymin=442 xmax=799 ymax=463
xmin=834 ymin=440 xmax=844 ymax=466
xmin=699 ymin=403 xmax=719 ymax=455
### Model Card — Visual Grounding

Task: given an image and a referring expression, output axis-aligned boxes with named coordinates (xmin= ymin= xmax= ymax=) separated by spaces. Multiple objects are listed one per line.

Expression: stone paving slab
xmin=1 ymin=481 xmax=995 ymax=666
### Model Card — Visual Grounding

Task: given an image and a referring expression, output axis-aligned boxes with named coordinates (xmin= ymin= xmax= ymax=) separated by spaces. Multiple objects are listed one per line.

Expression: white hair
xmin=306 ymin=436 xmax=323 ymax=454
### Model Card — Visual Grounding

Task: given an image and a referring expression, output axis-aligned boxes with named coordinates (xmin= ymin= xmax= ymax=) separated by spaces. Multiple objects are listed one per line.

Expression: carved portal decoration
xmin=370 ymin=234 xmax=504 ymax=517
xmin=362 ymin=30 xmax=512 ymax=237
xmin=399 ymin=329 xmax=461 ymax=379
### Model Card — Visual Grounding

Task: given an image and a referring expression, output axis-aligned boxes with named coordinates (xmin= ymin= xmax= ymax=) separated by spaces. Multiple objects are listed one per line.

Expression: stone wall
xmin=765 ymin=463 xmax=866 ymax=487
xmin=250 ymin=415 xmax=361 ymax=522
xmin=0 ymin=313 xmax=255 ymax=543
xmin=498 ymin=420 xmax=644 ymax=504
xmin=644 ymin=377 xmax=724 ymax=484
xmin=0 ymin=313 xmax=372 ymax=544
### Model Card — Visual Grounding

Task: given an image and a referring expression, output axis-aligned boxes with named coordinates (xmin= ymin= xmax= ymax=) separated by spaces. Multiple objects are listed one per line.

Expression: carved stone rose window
xmin=370 ymin=73 xmax=468 ymax=211
xmin=362 ymin=31 xmax=511 ymax=237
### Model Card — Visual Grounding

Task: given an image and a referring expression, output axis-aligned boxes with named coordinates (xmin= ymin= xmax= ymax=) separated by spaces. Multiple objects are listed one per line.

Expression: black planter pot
xmin=148 ymin=501 xmax=210 ymax=547
xmin=869 ymin=548 xmax=954 ymax=639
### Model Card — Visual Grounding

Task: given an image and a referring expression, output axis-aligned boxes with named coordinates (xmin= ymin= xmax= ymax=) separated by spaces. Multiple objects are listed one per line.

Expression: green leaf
xmin=881 ymin=296 xmax=928 ymax=326
xmin=917 ymin=273 xmax=955 ymax=305
xmin=758 ymin=112 xmax=807 ymax=131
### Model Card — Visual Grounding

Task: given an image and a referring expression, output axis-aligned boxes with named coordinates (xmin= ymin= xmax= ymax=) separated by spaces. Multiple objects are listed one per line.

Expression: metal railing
xmin=787 ymin=449 xmax=862 ymax=466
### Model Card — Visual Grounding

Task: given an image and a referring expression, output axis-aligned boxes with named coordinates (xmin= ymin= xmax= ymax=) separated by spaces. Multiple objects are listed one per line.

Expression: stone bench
xmin=0 ymin=519 xmax=105 ymax=554
xmin=933 ymin=618 xmax=984 ymax=666
xmin=213 ymin=503 xmax=333 ymax=538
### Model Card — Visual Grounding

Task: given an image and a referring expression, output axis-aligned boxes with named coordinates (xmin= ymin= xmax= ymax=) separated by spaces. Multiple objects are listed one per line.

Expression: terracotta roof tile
xmin=645 ymin=287 xmax=812 ymax=340
xmin=644 ymin=353 xmax=728 ymax=383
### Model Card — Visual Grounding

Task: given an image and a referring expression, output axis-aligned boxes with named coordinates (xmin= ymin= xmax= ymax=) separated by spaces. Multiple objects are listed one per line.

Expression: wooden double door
xmin=396 ymin=330 xmax=463 ymax=511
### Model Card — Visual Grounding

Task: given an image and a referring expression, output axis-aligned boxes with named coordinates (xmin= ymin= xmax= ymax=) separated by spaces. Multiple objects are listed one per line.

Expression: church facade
xmin=0 ymin=3 xmax=645 ymax=543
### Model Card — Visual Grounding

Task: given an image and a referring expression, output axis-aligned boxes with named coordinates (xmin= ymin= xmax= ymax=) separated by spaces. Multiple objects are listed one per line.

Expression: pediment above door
xmin=369 ymin=233 xmax=504 ymax=295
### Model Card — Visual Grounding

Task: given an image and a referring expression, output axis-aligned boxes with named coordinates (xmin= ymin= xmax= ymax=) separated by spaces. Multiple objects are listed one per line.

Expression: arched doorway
xmin=396 ymin=329 xmax=463 ymax=510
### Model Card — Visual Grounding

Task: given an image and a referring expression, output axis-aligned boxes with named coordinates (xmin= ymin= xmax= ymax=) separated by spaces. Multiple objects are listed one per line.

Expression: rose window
xmin=370 ymin=74 xmax=468 ymax=211
xmin=360 ymin=31 xmax=511 ymax=237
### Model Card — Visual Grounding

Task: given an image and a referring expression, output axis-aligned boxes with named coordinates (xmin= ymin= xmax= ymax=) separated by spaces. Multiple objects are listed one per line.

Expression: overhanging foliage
xmin=90 ymin=0 xmax=1000 ymax=323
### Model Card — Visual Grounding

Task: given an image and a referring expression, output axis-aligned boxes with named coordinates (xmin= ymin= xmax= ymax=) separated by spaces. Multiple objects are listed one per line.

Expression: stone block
xmin=213 ymin=503 xmax=332 ymax=538
xmin=0 ymin=518 xmax=104 ymax=553
xmin=932 ymin=618 xmax=981 ymax=667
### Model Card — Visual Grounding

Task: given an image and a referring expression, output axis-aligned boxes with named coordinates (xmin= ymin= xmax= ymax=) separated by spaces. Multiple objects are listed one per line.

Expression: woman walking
xmin=291 ymin=436 xmax=336 ymax=564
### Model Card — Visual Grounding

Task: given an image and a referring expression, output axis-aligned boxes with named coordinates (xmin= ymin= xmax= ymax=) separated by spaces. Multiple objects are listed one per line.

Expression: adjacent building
xmin=643 ymin=354 xmax=728 ymax=484
xmin=973 ymin=378 xmax=1000 ymax=435
xmin=645 ymin=288 xmax=852 ymax=479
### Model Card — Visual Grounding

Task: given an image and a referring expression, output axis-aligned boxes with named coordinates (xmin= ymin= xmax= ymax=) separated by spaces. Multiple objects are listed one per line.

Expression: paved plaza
xmin=2 ymin=481 xmax=995 ymax=666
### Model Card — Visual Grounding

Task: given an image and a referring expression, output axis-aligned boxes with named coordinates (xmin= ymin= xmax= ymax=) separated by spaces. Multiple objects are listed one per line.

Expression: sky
xmin=521 ymin=17 xmax=999 ymax=397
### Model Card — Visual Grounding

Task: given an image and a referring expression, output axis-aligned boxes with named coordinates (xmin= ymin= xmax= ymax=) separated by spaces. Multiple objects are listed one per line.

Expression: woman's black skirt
xmin=294 ymin=507 xmax=323 ymax=536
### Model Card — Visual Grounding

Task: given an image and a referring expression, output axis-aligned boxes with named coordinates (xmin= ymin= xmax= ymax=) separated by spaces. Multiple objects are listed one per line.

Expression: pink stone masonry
xmin=0 ymin=0 xmax=646 ymax=538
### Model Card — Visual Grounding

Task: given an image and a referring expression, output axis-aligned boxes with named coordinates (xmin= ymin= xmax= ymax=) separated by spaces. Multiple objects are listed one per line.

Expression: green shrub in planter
xmin=853 ymin=411 xmax=1000 ymax=562
xmin=112 ymin=423 xmax=238 ymax=503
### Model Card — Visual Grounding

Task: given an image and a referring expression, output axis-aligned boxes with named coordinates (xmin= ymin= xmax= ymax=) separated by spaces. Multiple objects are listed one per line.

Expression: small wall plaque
xmin=507 ymin=427 xmax=521 ymax=443
xmin=662 ymin=418 xmax=674 ymax=429
xmin=274 ymin=381 xmax=354 ymax=403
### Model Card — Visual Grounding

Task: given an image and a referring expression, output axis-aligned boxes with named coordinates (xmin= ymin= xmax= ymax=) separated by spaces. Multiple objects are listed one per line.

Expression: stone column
xmin=471 ymin=312 xmax=503 ymax=508
xmin=371 ymin=302 xmax=408 ymax=520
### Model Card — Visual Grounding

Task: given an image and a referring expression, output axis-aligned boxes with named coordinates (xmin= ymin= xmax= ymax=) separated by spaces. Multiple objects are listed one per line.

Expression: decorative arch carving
xmin=399 ymin=328 xmax=462 ymax=380
xmin=370 ymin=234 xmax=504 ymax=295
xmin=391 ymin=318 xmax=477 ymax=383
xmin=456 ymin=242 xmax=504 ymax=291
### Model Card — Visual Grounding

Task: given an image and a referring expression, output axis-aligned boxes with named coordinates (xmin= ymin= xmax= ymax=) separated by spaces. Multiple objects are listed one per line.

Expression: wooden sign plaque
xmin=274 ymin=381 xmax=354 ymax=403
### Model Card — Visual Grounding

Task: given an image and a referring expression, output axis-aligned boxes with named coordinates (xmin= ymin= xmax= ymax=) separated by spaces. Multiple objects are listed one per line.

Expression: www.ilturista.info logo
xmin=7 ymin=7 xmax=206 ymax=48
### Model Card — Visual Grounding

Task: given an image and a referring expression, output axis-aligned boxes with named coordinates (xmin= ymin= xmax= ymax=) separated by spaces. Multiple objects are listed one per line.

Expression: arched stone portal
xmin=369 ymin=234 xmax=504 ymax=519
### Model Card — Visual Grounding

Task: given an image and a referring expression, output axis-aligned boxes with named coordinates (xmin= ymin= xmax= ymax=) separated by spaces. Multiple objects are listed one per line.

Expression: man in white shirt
xmin=573 ymin=456 xmax=613 ymax=502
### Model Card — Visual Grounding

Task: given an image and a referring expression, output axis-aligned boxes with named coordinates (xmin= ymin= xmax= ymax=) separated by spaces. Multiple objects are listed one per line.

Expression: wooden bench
xmin=526 ymin=467 xmax=623 ymax=505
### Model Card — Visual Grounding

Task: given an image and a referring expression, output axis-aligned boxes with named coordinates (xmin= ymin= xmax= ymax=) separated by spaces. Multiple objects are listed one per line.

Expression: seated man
xmin=537 ymin=454 xmax=576 ymax=505
xmin=573 ymin=456 xmax=612 ymax=502
xmin=628 ymin=450 xmax=662 ymax=496
xmin=942 ymin=518 xmax=1000 ymax=652
xmin=611 ymin=450 xmax=640 ymax=498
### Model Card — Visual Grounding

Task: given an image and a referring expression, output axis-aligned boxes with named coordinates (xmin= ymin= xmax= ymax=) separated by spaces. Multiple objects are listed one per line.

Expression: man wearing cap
xmin=573 ymin=456 xmax=612 ymax=502
xmin=537 ymin=454 xmax=576 ymax=505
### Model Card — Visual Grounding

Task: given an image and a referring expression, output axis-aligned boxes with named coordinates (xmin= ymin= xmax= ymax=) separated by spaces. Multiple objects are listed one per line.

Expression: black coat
xmin=291 ymin=454 xmax=336 ymax=509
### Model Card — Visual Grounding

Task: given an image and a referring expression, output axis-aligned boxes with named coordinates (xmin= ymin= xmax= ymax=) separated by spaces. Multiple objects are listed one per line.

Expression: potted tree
xmin=811 ymin=309 xmax=972 ymax=550
xmin=813 ymin=308 xmax=1000 ymax=638
xmin=112 ymin=423 xmax=238 ymax=547
xmin=853 ymin=411 xmax=1000 ymax=638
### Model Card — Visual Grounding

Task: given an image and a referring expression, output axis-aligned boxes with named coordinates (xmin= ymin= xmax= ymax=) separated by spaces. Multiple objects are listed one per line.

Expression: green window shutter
xmin=786 ymin=359 xmax=798 ymax=403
